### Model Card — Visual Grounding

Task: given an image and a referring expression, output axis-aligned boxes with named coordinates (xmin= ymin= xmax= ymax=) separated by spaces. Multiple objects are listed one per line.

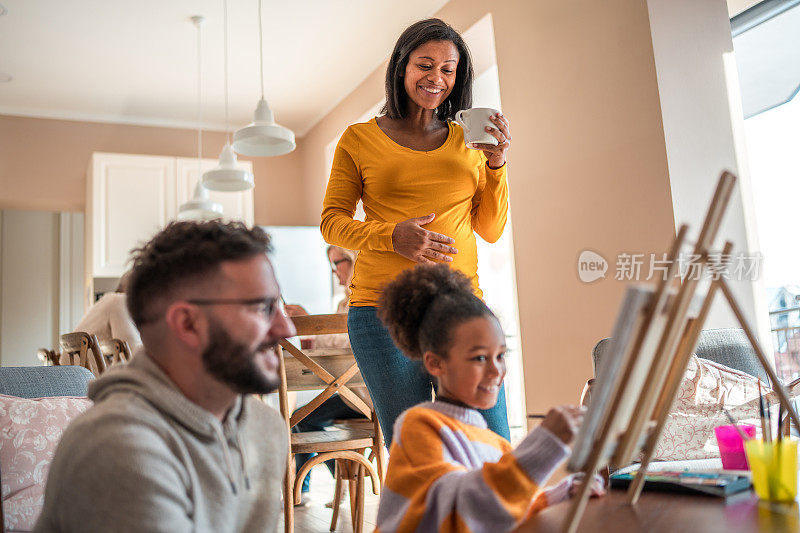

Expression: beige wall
xmin=444 ymin=1 xmax=678 ymax=416
xmin=0 ymin=115 xmax=304 ymax=225
xmin=294 ymin=1 xmax=677 ymax=417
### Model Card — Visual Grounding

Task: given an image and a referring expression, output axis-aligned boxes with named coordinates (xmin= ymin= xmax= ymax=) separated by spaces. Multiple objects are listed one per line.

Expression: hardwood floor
xmin=279 ymin=465 xmax=380 ymax=533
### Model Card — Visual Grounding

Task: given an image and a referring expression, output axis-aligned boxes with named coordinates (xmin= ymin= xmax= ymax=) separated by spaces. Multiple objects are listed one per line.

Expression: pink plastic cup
xmin=714 ymin=424 xmax=757 ymax=470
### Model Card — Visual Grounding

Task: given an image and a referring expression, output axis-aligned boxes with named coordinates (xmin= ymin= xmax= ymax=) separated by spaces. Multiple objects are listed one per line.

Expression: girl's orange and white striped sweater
xmin=375 ymin=401 xmax=573 ymax=533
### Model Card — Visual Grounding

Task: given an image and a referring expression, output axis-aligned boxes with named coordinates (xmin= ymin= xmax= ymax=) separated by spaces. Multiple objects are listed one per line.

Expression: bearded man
xmin=36 ymin=221 xmax=296 ymax=533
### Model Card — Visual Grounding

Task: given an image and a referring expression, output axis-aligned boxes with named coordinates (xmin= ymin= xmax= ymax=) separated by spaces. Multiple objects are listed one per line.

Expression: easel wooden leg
xmin=565 ymin=472 xmax=594 ymax=533
xmin=627 ymin=244 xmax=730 ymax=504
xmin=626 ymin=319 xmax=706 ymax=504
xmin=565 ymin=440 xmax=609 ymax=533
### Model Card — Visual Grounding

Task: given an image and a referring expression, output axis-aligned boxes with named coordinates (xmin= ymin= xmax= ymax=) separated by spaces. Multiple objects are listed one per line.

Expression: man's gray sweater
xmin=34 ymin=353 xmax=287 ymax=532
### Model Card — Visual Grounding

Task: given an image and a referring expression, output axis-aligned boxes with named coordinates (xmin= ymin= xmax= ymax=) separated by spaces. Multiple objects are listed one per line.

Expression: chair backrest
xmin=592 ymin=327 xmax=769 ymax=382
xmin=277 ymin=314 xmax=372 ymax=429
xmin=59 ymin=332 xmax=108 ymax=377
xmin=98 ymin=338 xmax=133 ymax=366
xmin=0 ymin=365 xmax=94 ymax=398
xmin=37 ymin=347 xmax=61 ymax=366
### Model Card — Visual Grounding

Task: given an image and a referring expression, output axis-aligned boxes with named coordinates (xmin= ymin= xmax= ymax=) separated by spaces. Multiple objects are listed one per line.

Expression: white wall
xmin=647 ymin=0 xmax=771 ymax=348
xmin=0 ymin=210 xmax=60 ymax=366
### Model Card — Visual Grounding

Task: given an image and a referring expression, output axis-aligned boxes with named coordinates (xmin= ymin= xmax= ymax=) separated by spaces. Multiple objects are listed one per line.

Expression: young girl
xmin=375 ymin=264 xmax=603 ymax=532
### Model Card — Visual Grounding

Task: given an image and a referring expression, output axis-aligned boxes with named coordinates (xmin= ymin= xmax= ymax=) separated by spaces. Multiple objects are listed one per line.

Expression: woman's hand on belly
xmin=391 ymin=213 xmax=459 ymax=264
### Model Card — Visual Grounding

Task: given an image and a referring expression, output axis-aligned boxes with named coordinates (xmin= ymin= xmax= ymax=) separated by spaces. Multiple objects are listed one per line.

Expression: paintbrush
xmin=758 ymin=380 xmax=770 ymax=443
xmin=767 ymin=399 xmax=773 ymax=443
xmin=722 ymin=408 xmax=751 ymax=441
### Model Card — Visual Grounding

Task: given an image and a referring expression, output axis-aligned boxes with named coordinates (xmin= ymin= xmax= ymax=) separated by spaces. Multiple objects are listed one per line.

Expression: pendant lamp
xmin=233 ymin=0 xmax=295 ymax=156
xmin=202 ymin=0 xmax=254 ymax=192
xmin=178 ymin=15 xmax=223 ymax=221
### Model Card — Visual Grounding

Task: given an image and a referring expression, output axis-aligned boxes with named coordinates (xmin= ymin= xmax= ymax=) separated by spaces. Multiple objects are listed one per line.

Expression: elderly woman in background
xmin=73 ymin=271 xmax=142 ymax=354
xmin=286 ymin=245 xmax=357 ymax=349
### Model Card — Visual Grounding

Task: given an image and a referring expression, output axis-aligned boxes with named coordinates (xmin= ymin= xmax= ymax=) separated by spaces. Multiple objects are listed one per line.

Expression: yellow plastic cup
xmin=744 ymin=439 xmax=798 ymax=502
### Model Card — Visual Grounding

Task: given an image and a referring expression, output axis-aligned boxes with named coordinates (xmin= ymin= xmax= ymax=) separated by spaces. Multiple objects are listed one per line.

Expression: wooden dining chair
xmin=98 ymin=338 xmax=133 ymax=366
xmin=277 ymin=313 xmax=385 ymax=533
xmin=37 ymin=347 xmax=61 ymax=366
xmin=59 ymin=332 xmax=108 ymax=377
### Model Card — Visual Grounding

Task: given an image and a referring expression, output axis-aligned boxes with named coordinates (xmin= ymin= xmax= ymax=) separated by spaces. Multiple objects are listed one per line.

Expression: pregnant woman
xmin=320 ymin=18 xmax=512 ymax=444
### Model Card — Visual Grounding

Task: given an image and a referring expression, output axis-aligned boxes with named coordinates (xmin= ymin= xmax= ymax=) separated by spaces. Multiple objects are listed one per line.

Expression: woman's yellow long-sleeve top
xmin=320 ymin=118 xmax=509 ymax=306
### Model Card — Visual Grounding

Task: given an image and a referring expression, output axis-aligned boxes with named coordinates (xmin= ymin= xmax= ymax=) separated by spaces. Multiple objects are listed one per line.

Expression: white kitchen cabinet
xmin=85 ymin=153 xmax=255 ymax=301
xmin=87 ymin=153 xmax=176 ymax=279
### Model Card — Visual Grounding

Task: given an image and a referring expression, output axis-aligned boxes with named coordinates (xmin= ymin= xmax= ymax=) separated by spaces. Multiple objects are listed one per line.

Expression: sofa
xmin=0 ymin=366 xmax=94 ymax=532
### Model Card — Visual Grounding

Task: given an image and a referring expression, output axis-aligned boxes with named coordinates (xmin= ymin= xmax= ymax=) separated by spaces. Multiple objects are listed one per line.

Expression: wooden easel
xmin=564 ymin=171 xmax=800 ymax=533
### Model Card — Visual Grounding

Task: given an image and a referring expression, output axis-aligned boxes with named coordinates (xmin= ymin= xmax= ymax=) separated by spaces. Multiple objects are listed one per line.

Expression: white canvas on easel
xmin=568 ymin=285 xmax=654 ymax=471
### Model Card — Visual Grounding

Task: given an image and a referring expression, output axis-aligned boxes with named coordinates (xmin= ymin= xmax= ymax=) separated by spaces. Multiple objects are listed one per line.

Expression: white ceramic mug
xmin=454 ymin=107 xmax=500 ymax=150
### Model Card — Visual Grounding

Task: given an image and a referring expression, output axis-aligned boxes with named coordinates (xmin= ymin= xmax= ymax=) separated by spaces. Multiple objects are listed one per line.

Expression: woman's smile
xmin=403 ymin=39 xmax=459 ymax=111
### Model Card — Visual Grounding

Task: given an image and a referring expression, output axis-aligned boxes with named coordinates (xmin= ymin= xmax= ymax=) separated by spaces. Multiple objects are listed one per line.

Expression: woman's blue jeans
xmin=347 ymin=306 xmax=510 ymax=446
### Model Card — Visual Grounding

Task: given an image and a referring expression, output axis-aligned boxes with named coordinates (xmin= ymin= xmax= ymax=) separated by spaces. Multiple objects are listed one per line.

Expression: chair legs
xmin=348 ymin=462 xmax=360 ymax=533
xmin=374 ymin=418 xmax=387 ymax=484
xmin=292 ymin=448 xmax=379 ymax=533
xmin=284 ymin=455 xmax=294 ymax=533
xmin=355 ymin=463 xmax=365 ymax=533
xmin=328 ymin=455 xmax=368 ymax=533
xmin=330 ymin=460 xmax=344 ymax=532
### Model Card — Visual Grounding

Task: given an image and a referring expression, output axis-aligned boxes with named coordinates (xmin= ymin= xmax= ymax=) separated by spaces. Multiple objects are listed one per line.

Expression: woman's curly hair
xmin=377 ymin=264 xmax=495 ymax=360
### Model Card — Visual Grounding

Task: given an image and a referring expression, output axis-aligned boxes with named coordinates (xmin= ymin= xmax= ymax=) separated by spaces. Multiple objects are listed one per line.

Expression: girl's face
xmin=402 ymin=40 xmax=459 ymax=114
xmin=328 ymin=248 xmax=353 ymax=287
xmin=425 ymin=315 xmax=506 ymax=411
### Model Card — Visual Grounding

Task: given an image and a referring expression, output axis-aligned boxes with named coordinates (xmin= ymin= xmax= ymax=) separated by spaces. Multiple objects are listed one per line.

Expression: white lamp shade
xmin=202 ymin=143 xmax=254 ymax=191
xmin=177 ymin=199 xmax=224 ymax=221
xmin=177 ymin=182 xmax=223 ymax=220
xmin=233 ymin=98 xmax=296 ymax=157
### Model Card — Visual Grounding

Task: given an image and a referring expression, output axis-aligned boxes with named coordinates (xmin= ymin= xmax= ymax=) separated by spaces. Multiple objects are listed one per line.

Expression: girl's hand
xmin=568 ymin=473 xmax=606 ymax=498
xmin=540 ymin=405 xmax=585 ymax=446
xmin=392 ymin=213 xmax=458 ymax=264
xmin=472 ymin=112 xmax=511 ymax=169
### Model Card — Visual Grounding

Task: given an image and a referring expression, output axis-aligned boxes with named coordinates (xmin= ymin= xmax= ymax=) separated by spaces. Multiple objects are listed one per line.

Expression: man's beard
xmin=201 ymin=319 xmax=280 ymax=395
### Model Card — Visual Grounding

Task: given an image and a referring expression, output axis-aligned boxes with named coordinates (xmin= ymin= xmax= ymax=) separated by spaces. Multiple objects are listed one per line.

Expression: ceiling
xmin=0 ymin=1 xmax=781 ymax=135
xmin=0 ymin=0 xmax=448 ymax=137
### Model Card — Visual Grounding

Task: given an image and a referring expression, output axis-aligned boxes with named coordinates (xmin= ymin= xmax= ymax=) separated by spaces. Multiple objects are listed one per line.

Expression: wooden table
xmin=517 ymin=489 xmax=800 ymax=532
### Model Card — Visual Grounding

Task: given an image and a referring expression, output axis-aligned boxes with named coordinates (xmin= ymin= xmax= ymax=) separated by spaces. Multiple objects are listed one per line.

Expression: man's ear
xmin=164 ymin=302 xmax=204 ymax=350
xmin=423 ymin=351 xmax=445 ymax=377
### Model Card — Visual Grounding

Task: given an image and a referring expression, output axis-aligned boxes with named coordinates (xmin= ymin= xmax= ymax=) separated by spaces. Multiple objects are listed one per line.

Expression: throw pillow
xmin=0 ymin=394 xmax=91 ymax=531
xmin=654 ymin=355 xmax=772 ymax=461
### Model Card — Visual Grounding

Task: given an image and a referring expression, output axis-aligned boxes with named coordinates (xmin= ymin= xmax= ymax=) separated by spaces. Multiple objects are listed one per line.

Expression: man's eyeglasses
xmin=187 ymin=297 xmax=280 ymax=318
